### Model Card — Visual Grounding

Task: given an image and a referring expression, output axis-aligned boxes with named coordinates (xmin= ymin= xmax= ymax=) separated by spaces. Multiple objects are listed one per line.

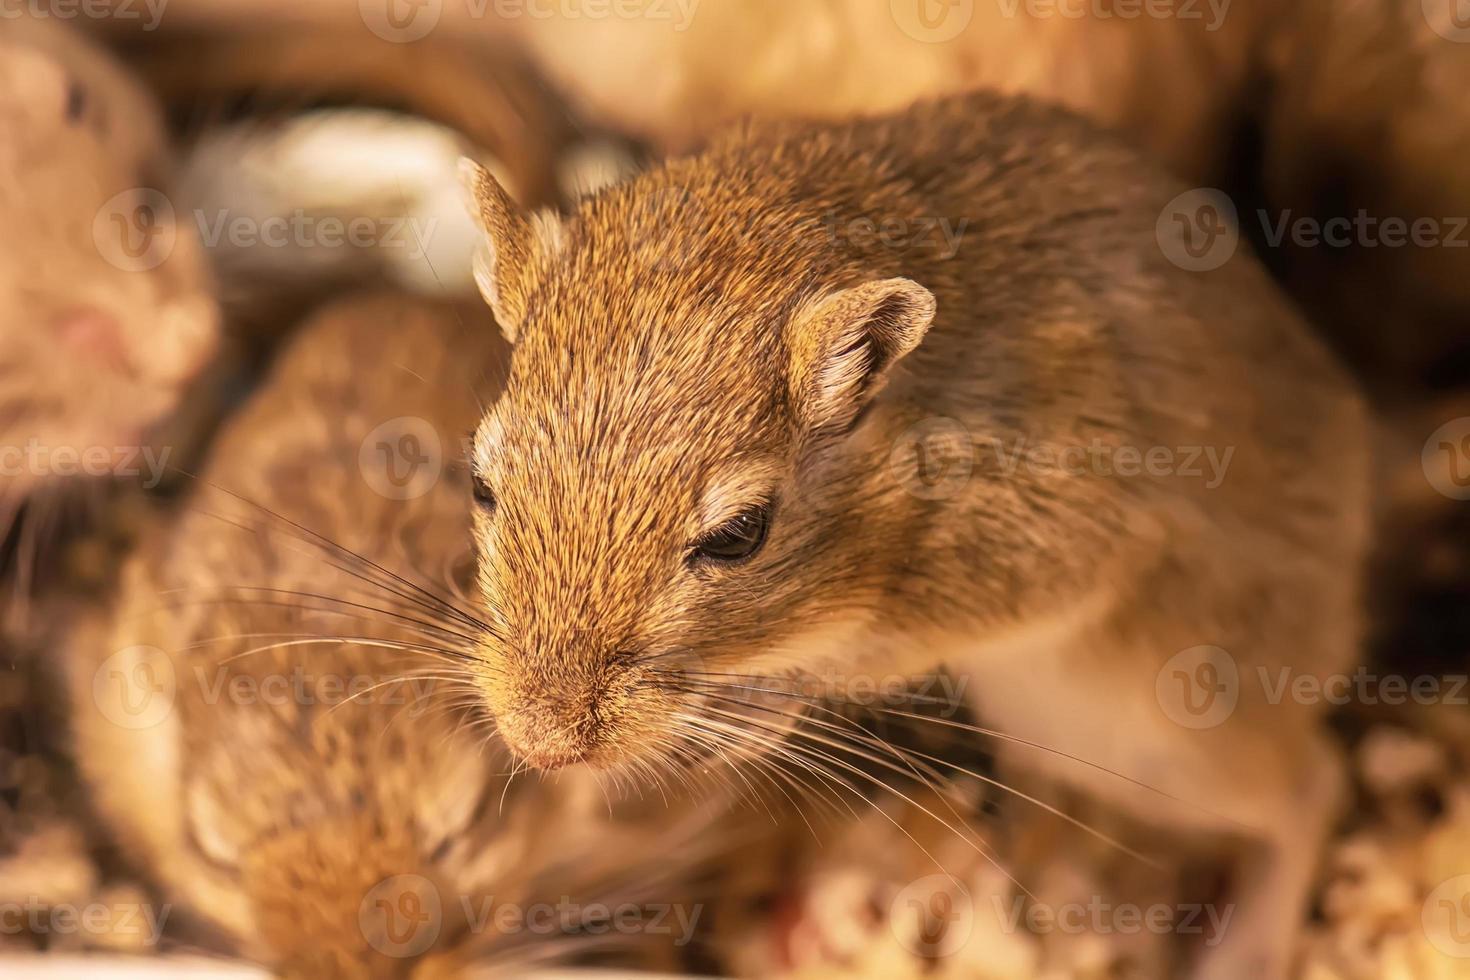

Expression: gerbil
xmin=0 ymin=16 xmax=218 ymax=530
xmin=100 ymin=0 xmax=1260 ymax=185
xmin=461 ymin=90 xmax=1370 ymax=979
xmin=65 ymin=293 xmax=703 ymax=977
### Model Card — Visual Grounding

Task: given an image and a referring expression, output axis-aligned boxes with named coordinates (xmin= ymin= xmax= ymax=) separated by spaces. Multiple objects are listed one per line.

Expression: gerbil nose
xmin=495 ymin=712 xmax=594 ymax=771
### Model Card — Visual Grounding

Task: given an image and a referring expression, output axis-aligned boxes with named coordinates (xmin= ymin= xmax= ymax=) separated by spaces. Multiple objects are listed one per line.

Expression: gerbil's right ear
xmin=458 ymin=157 xmax=557 ymax=342
xmin=787 ymin=278 xmax=936 ymax=433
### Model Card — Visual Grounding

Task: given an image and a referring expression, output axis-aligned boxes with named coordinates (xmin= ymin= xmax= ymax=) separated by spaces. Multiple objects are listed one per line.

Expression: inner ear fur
xmin=787 ymin=277 xmax=937 ymax=431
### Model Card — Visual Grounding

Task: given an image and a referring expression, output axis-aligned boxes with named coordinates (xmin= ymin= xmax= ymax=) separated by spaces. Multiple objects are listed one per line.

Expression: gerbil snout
xmin=481 ymin=652 xmax=670 ymax=771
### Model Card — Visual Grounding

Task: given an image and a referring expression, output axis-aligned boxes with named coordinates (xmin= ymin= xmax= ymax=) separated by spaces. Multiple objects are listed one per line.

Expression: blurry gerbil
xmin=461 ymin=90 xmax=1370 ymax=978
xmin=96 ymin=0 xmax=1261 ymax=185
xmin=0 ymin=15 xmax=218 ymax=517
xmin=65 ymin=293 xmax=702 ymax=977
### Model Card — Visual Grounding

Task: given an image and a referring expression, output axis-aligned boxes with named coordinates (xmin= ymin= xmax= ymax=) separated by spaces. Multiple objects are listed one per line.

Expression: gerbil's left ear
xmin=458 ymin=157 xmax=560 ymax=343
xmin=787 ymin=278 xmax=936 ymax=432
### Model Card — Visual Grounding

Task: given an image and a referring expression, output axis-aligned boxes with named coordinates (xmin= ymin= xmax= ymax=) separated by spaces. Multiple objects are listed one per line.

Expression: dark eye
xmin=65 ymin=80 xmax=88 ymax=124
xmin=472 ymin=477 xmax=496 ymax=512
xmin=691 ymin=504 xmax=772 ymax=565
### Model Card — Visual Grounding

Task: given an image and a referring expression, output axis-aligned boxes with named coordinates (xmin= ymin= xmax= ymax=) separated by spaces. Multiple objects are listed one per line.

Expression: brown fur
xmin=64 ymin=293 xmax=694 ymax=976
xmin=0 ymin=15 xmax=218 ymax=513
xmin=464 ymin=91 xmax=1371 ymax=977
xmin=91 ymin=0 xmax=1264 ymax=183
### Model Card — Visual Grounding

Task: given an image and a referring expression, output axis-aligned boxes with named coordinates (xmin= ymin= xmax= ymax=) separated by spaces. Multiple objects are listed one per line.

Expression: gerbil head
xmin=460 ymin=159 xmax=936 ymax=772
xmin=0 ymin=19 xmax=217 ymax=500
xmin=181 ymin=700 xmax=507 ymax=979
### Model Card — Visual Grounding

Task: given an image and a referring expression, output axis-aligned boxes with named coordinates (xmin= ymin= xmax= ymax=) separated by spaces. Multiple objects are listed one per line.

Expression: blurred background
xmin=2 ymin=1 xmax=1469 ymax=976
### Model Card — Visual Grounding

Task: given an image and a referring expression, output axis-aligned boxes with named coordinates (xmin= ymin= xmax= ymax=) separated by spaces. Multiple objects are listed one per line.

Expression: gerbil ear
xmin=458 ymin=157 xmax=555 ymax=342
xmin=787 ymin=278 xmax=936 ymax=432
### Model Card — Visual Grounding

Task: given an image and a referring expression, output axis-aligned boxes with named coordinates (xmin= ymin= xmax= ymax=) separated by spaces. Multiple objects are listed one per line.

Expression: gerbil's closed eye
xmin=690 ymin=501 xmax=773 ymax=565
xmin=472 ymin=475 xmax=497 ymax=512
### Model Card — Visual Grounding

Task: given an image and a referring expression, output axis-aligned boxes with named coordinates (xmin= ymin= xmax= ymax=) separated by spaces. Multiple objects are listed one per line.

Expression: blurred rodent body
xmin=88 ymin=0 xmax=1264 ymax=184
xmin=64 ymin=293 xmax=696 ymax=978
xmin=0 ymin=15 xmax=218 ymax=525
xmin=462 ymin=90 xmax=1370 ymax=977
xmin=93 ymin=0 xmax=1470 ymax=394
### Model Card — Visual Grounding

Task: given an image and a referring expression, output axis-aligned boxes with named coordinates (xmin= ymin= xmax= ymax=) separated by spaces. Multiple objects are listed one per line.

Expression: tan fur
xmin=93 ymin=0 xmax=1262 ymax=183
xmin=64 ymin=293 xmax=692 ymax=976
xmin=510 ymin=0 xmax=1266 ymax=180
xmin=465 ymin=92 xmax=1371 ymax=977
xmin=0 ymin=15 xmax=218 ymax=509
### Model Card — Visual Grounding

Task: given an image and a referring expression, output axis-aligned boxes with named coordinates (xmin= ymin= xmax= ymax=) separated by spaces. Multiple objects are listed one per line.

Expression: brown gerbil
xmin=64 ymin=293 xmax=706 ymax=977
xmin=461 ymin=90 xmax=1370 ymax=978
xmin=0 ymin=15 xmax=218 ymax=558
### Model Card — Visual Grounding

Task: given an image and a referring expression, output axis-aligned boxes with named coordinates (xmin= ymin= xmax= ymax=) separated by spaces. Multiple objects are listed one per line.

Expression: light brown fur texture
xmin=463 ymin=91 xmax=1371 ymax=978
xmin=0 ymin=15 xmax=218 ymax=518
xmin=65 ymin=293 xmax=700 ymax=977
xmin=89 ymin=0 xmax=1264 ymax=184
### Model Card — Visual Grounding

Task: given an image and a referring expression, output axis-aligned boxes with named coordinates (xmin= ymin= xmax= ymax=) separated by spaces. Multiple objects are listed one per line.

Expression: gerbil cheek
xmin=0 ymin=48 xmax=69 ymax=127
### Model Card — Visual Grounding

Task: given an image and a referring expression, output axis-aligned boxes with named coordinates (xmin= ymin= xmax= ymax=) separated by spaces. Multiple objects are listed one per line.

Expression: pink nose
xmin=51 ymin=305 xmax=136 ymax=377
